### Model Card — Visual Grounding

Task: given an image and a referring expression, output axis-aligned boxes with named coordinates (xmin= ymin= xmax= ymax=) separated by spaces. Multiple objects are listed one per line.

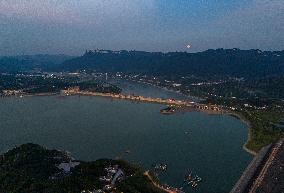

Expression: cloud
xmin=0 ymin=0 xmax=282 ymax=55
xmin=0 ymin=0 xmax=83 ymax=24
xmin=205 ymin=0 xmax=284 ymax=50
xmin=0 ymin=0 xmax=156 ymax=25
xmin=0 ymin=0 xmax=158 ymax=55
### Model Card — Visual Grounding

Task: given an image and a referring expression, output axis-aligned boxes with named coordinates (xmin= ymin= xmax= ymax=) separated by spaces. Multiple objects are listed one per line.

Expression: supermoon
xmin=186 ymin=44 xmax=191 ymax=49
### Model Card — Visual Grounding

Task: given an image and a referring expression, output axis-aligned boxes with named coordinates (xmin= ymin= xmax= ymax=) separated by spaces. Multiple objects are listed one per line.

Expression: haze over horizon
xmin=0 ymin=0 xmax=283 ymax=56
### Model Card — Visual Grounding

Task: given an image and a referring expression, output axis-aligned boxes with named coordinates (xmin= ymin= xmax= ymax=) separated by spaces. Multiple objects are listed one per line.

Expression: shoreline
xmin=226 ymin=111 xmax=257 ymax=156
xmin=113 ymin=78 xmax=256 ymax=155
xmin=23 ymin=92 xmax=59 ymax=97
xmin=120 ymin=78 xmax=203 ymax=102
xmin=2 ymin=90 xmax=256 ymax=155
xmin=2 ymin=90 xmax=258 ymax=193
xmin=144 ymin=171 xmax=184 ymax=193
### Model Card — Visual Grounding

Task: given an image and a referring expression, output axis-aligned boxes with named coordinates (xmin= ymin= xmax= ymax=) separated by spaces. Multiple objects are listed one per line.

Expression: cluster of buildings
xmin=50 ymin=152 xmax=80 ymax=180
xmin=61 ymin=86 xmax=80 ymax=95
xmin=57 ymin=161 xmax=80 ymax=174
xmin=2 ymin=89 xmax=24 ymax=96
xmin=80 ymin=164 xmax=126 ymax=193
xmin=194 ymin=104 xmax=223 ymax=112
xmin=99 ymin=164 xmax=125 ymax=191
xmin=81 ymin=189 xmax=104 ymax=193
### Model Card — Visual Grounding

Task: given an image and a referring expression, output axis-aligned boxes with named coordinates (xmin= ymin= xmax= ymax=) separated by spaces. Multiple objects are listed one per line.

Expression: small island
xmin=0 ymin=144 xmax=165 ymax=193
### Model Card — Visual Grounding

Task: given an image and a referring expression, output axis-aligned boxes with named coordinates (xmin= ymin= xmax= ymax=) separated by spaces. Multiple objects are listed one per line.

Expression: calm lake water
xmin=0 ymin=81 xmax=252 ymax=193
xmin=109 ymin=78 xmax=198 ymax=101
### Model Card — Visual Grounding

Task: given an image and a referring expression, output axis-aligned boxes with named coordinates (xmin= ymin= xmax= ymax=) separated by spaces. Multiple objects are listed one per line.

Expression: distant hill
xmin=59 ymin=49 xmax=284 ymax=79
xmin=0 ymin=54 xmax=75 ymax=73
xmin=1 ymin=49 xmax=284 ymax=79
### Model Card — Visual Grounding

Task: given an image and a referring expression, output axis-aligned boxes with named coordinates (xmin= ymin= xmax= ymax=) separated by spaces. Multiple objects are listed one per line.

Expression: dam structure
xmin=230 ymin=138 xmax=284 ymax=193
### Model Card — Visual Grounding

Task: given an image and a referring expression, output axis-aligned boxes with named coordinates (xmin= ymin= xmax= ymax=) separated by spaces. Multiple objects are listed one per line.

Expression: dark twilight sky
xmin=0 ymin=0 xmax=283 ymax=56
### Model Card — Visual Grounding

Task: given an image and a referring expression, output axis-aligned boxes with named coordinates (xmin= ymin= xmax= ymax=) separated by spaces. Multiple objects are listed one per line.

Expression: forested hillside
xmin=59 ymin=49 xmax=284 ymax=79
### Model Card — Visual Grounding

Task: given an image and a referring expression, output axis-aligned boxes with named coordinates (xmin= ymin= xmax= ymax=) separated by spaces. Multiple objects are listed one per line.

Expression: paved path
xmin=144 ymin=171 xmax=184 ymax=193
xmin=63 ymin=90 xmax=223 ymax=112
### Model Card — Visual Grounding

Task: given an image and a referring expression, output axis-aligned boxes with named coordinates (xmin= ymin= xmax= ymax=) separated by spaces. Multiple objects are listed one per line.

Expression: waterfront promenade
xmin=144 ymin=171 xmax=184 ymax=193
xmin=62 ymin=89 xmax=223 ymax=112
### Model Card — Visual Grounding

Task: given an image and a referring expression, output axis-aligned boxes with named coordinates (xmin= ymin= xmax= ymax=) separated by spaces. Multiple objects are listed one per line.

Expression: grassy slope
xmin=239 ymin=109 xmax=284 ymax=152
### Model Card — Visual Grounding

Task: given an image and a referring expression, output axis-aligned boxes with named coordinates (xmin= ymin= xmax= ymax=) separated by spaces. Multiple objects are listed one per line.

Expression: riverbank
xmin=0 ymin=92 xmax=252 ymax=193
xmin=121 ymin=78 xmax=203 ymax=102
xmin=117 ymin=77 xmax=283 ymax=154
xmin=1 ymin=90 xmax=227 ymax=116
xmin=115 ymin=78 xmax=258 ymax=156
xmin=0 ymin=92 xmax=59 ymax=98
xmin=114 ymin=78 xmax=260 ymax=154
xmin=3 ymin=91 xmax=253 ymax=155
xmin=144 ymin=171 xmax=184 ymax=193
xmin=2 ymin=89 xmax=255 ymax=156
xmin=226 ymin=112 xmax=257 ymax=156
xmin=24 ymin=92 xmax=59 ymax=97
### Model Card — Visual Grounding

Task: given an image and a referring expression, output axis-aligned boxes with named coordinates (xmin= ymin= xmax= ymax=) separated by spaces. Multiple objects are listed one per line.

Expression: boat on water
xmin=192 ymin=181 xmax=198 ymax=188
xmin=184 ymin=172 xmax=202 ymax=188
xmin=153 ymin=163 xmax=168 ymax=171
xmin=184 ymin=172 xmax=193 ymax=182
xmin=194 ymin=176 xmax=202 ymax=182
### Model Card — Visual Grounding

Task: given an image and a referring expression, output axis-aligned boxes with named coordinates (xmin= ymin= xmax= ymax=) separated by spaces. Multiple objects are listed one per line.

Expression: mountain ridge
xmin=59 ymin=48 xmax=284 ymax=79
xmin=1 ymin=49 xmax=284 ymax=79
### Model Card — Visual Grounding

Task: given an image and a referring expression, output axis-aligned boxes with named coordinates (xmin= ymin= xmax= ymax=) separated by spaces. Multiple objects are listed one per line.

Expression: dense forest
xmin=0 ymin=54 xmax=74 ymax=73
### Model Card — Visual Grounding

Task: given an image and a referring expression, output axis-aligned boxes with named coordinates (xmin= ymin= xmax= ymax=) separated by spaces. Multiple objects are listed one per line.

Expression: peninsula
xmin=0 ymin=143 xmax=169 ymax=193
